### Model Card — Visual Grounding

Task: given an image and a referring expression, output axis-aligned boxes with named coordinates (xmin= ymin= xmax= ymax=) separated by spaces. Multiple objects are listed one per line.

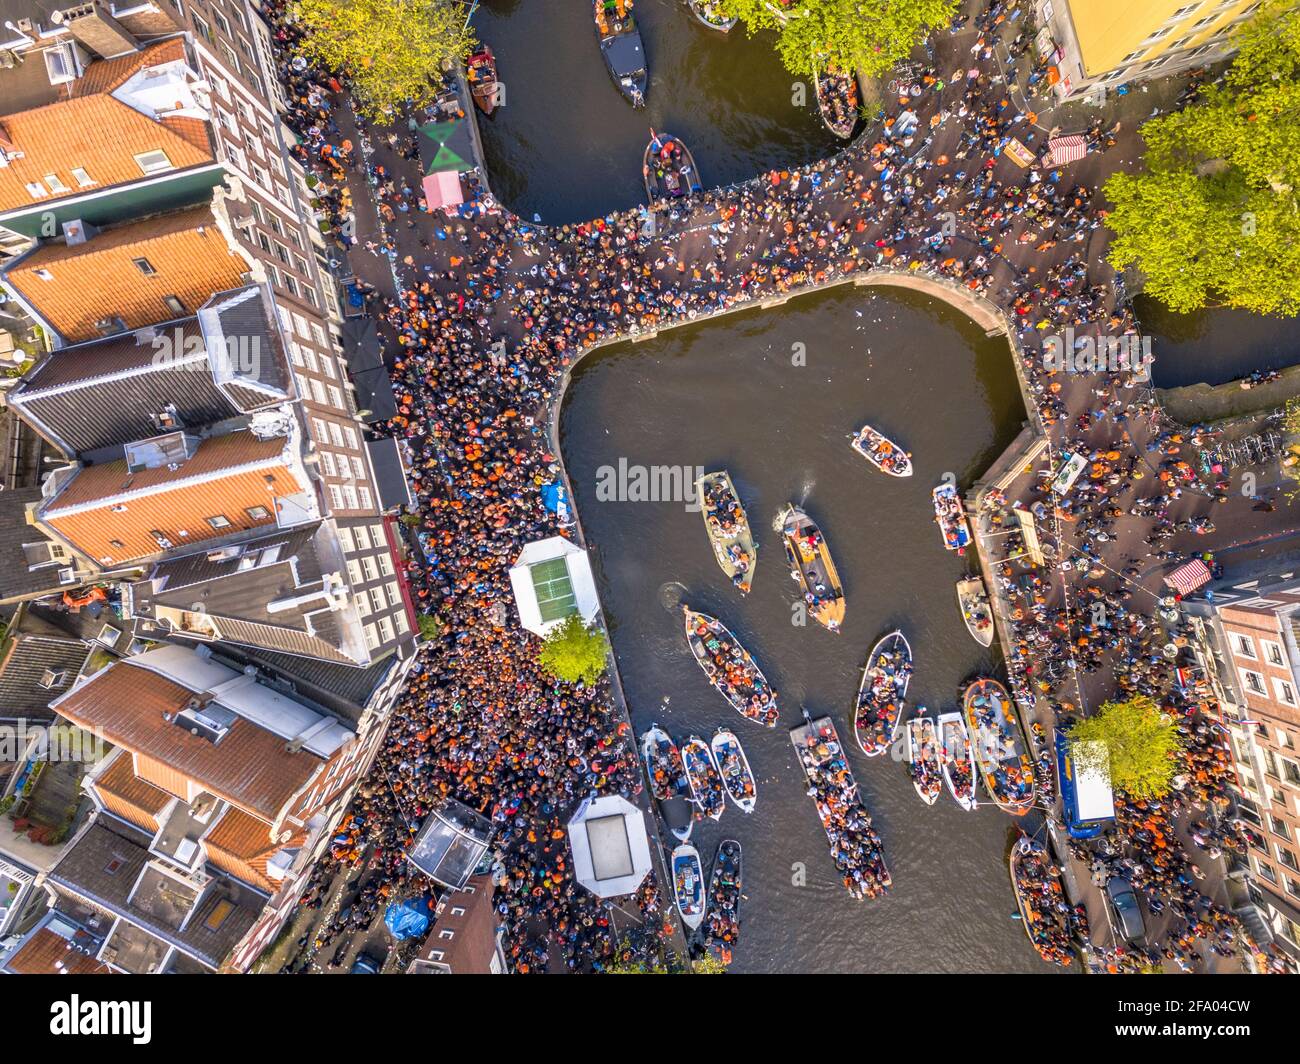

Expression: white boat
xmin=850 ymin=424 xmax=912 ymax=477
xmin=640 ymin=724 xmax=694 ymax=841
xmin=932 ymin=483 xmax=971 ymax=552
xmin=905 ymin=713 xmax=942 ymax=806
xmin=688 ymin=0 xmax=737 ymax=31
xmin=711 ymin=728 xmax=756 ymax=813
xmin=671 ymin=843 xmax=706 ymax=930
xmin=683 ymin=735 xmax=725 ymax=821
xmin=937 ymin=711 xmax=977 ymax=811
xmin=853 ymin=630 xmax=912 ymax=757
xmin=683 ymin=607 xmax=780 ymax=727
xmin=696 ymin=470 xmax=757 ymax=593
xmin=957 ymin=575 xmax=995 ymax=647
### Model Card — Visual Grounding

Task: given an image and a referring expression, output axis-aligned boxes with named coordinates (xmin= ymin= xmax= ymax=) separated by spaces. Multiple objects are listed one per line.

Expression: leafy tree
xmin=537 ymin=615 xmax=608 ymax=686
xmin=293 ymin=0 xmax=475 ymax=118
xmin=1068 ymin=696 xmax=1182 ymax=800
xmin=417 ymin=613 xmax=442 ymax=641
xmin=718 ymin=0 xmax=957 ymax=80
xmin=1104 ymin=2 xmax=1300 ymax=316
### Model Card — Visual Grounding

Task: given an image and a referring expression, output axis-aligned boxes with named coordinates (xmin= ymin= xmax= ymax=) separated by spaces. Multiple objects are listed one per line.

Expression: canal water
xmin=560 ymin=283 xmax=1063 ymax=972
xmin=1139 ymin=298 xmax=1297 ymax=389
xmin=473 ymin=0 xmax=843 ymax=223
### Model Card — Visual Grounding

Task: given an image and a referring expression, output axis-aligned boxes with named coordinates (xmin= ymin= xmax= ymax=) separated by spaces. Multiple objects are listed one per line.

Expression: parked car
xmin=350 ymin=953 xmax=383 ymax=974
xmin=1105 ymin=876 xmax=1146 ymax=942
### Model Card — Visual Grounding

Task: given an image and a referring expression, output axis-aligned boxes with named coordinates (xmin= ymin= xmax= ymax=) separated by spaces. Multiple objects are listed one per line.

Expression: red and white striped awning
xmin=1164 ymin=559 xmax=1212 ymax=597
xmin=1046 ymin=134 xmax=1088 ymax=165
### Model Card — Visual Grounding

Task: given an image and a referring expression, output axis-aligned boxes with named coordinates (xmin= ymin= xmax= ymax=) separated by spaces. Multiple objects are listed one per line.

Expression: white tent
xmin=567 ymin=794 xmax=652 ymax=898
xmin=508 ymin=535 xmax=599 ymax=636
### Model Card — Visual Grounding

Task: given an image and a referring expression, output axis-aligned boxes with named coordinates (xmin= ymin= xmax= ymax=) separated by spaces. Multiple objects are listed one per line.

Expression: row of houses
xmin=0 ymin=0 xmax=431 ymax=973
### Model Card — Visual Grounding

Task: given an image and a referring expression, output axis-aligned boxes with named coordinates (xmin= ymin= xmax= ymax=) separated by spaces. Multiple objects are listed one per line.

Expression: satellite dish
xmin=1163 ymin=643 xmax=1179 ymax=660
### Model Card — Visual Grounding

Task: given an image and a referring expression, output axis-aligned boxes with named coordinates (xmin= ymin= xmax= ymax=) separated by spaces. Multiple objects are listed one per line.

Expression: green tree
xmin=1068 ymin=696 xmax=1182 ymax=801
xmin=417 ymin=613 xmax=442 ymax=641
xmin=537 ymin=615 xmax=608 ymax=685
xmin=1104 ymin=2 xmax=1300 ymax=316
xmin=293 ymin=0 xmax=475 ymax=118
xmin=718 ymin=0 xmax=957 ymax=80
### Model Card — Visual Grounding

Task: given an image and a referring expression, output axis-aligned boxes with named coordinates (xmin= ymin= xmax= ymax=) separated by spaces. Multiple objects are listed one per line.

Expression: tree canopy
xmin=718 ymin=0 xmax=957 ymax=80
xmin=537 ymin=615 xmax=608 ymax=686
xmin=293 ymin=0 xmax=475 ymax=118
xmin=1104 ymin=2 xmax=1300 ymax=316
xmin=1068 ymin=696 xmax=1182 ymax=801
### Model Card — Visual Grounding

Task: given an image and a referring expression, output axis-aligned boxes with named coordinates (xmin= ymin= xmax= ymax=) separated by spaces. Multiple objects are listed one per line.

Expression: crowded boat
xmin=643 ymin=130 xmax=703 ymax=202
xmin=688 ymin=0 xmax=737 ymax=32
xmin=956 ymin=575 xmax=995 ymax=646
xmin=963 ymin=678 xmax=1035 ymax=815
xmin=704 ymin=839 xmax=743 ymax=964
xmin=594 ymin=0 xmax=647 ymax=106
xmin=673 ymin=843 xmax=707 ymax=931
xmin=466 ymin=45 xmax=500 ymax=117
xmin=683 ymin=608 xmax=781 ymax=726
xmin=851 ymin=423 xmax=913 ymax=477
xmin=698 ymin=469 xmax=757 ymax=593
xmin=1010 ymin=836 xmax=1075 ymax=967
xmin=937 ymin=711 xmax=978 ymax=811
xmin=780 ymin=503 xmax=846 ymax=631
xmin=853 ymin=629 xmax=912 ymax=757
xmin=905 ymin=711 xmax=943 ymax=806
xmin=932 ymin=483 xmax=972 ymax=553
xmin=683 ymin=735 xmax=727 ymax=821
xmin=815 ymin=64 xmax=859 ymax=139
xmin=711 ymin=728 xmax=757 ymax=813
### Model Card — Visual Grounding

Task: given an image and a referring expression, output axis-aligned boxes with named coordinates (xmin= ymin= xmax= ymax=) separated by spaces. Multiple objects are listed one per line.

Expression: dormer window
xmin=163 ymin=295 xmax=186 ymax=316
xmin=44 ymin=173 xmax=67 ymax=193
xmin=38 ymin=669 xmax=67 ymax=690
xmin=25 ymin=182 xmax=47 ymax=199
xmin=44 ymin=44 xmax=81 ymax=86
xmin=71 ymin=167 xmax=94 ymax=188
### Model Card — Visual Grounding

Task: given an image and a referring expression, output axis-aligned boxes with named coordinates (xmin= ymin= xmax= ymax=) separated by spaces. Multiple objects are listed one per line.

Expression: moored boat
xmin=957 ymin=575 xmax=995 ymax=646
xmin=790 ymin=709 xmax=891 ymax=899
xmin=932 ymin=483 xmax=971 ymax=552
xmin=963 ymin=678 xmax=1035 ymax=815
xmin=594 ymin=0 xmax=647 ymax=106
xmin=815 ymin=64 xmax=859 ymax=139
xmin=779 ymin=503 xmax=845 ymax=632
xmin=853 ymin=629 xmax=912 ymax=757
xmin=688 ymin=0 xmax=737 ymax=31
xmin=704 ymin=839 xmax=742 ymax=964
xmin=937 ymin=710 xmax=977 ymax=811
xmin=640 ymin=724 xmax=694 ymax=840
xmin=671 ymin=843 xmax=706 ymax=930
xmin=850 ymin=423 xmax=912 ymax=477
xmin=682 ymin=735 xmax=725 ymax=820
xmin=1010 ymin=836 xmax=1074 ymax=966
xmin=683 ymin=607 xmax=779 ymax=727
xmin=711 ymin=728 xmax=756 ymax=813
xmin=905 ymin=712 xmax=942 ymax=806
xmin=466 ymin=45 xmax=501 ymax=117
xmin=697 ymin=470 xmax=757 ymax=593
xmin=643 ymin=130 xmax=702 ymax=203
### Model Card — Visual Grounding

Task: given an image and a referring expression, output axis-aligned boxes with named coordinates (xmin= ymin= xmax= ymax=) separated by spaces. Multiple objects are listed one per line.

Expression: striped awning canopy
xmin=1164 ymin=559 xmax=1212 ymax=596
xmin=1046 ymin=134 xmax=1087 ymax=165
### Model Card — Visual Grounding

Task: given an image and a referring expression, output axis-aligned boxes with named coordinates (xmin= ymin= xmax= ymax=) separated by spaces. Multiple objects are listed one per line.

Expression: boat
xmin=696 ymin=470 xmax=757 ymax=593
xmin=932 ymin=483 xmax=971 ymax=552
xmin=711 ymin=728 xmax=756 ymax=813
xmin=937 ymin=710 xmax=977 ymax=811
xmin=1009 ymin=836 xmax=1074 ymax=966
xmin=853 ymin=630 xmax=912 ymax=757
xmin=682 ymin=735 xmax=725 ymax=821
xmin=779 ymin=503 xmax=845 ymax=632
xmin=682 ymin=607 xmax=780 ymax=727
xmin=704 ymin=839 xmax=742 ymax=964
xmin=957 ymin=575 xmax=995 ymax=647
xmin=790 ymin=710 xmax=891 ymax=899
xmin=815 ymin=64 xmax=859 ymax=139
xmin=466 ymin=45 xmax=500 ymax=117
xmin=688 ymin=0 xmax=737 ymax=32
xmin=962 ymin=678 xmax=1035 ymax=815
xmin=640 ymin=724 xmax=694 ymax=840
xmin=850 ymin=424 xmax=912 ymax=477
xmin=671 ymin=843 xmax=706 ymax=930
xmin=594 ymin=0 xmax=647 ymax=107
xmin=643 ymin=130 xmax=702 ymax=203
xmin=905 ymin=712 xmax=942 ymax=806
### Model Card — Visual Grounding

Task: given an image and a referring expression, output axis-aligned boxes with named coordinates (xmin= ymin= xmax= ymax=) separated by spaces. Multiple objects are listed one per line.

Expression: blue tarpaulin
xmin=384 ymin=899 xmax=433 ymax=940
xmin=541 ymin=480 xmax=569 ymax=516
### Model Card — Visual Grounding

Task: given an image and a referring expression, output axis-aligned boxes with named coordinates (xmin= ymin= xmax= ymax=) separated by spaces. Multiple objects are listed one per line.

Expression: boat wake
xmin=658 ymin=581 xmax=690 ymax=610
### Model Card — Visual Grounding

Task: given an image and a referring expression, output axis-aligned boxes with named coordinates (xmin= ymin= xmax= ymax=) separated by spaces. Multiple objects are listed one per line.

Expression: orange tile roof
xmin=42 ymin=431 xmax=302 ymax=565
xmin=203 ymin=806 xmax=299 ymax=892
xmin=92 ymin=749 xmax=172 ymax=831
xmin=5 ymin=927 xmax=113 ymax=975
xmin=4 ymin=205 xmax=249 ymax=343
xmin=55 ymin=662 xmax=325 ymax=821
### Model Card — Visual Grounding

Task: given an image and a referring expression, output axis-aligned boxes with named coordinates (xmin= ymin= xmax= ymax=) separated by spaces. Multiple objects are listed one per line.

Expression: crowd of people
xmin=257 ymin=0 xmax=1278 ymax=973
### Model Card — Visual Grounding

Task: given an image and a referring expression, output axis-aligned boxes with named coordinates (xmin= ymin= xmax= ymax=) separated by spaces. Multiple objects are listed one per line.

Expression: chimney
xmin=51 ymin=2 xmax=139 ymax=61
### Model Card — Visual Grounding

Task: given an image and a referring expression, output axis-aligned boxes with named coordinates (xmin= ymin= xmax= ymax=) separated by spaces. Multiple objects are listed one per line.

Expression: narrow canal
xmin=560 ymin=283 xmax=1063 ymax=972
xmin=473 ymin=0 xmax=843 ymax=222
xmin=1139 ymin=298 xmax=1297 ymax=389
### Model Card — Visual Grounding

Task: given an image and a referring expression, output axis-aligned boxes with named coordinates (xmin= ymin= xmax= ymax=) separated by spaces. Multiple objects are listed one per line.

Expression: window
xmin=44 ymin=44 xmax=81 ymax=85
xmin=1234 ymin=634 xmax=1257 ymax=659
xmin=44 ymin=173 xmax=68 ymax=193
xmin=1265 ymin=641 xmax=1285 ymax=667
xmin=378 ymin=616 xmax=395 ymax=642
xmin=205 ymin=898 xmax=235 ymax=931
xmin=244 ymin=505 xmax=270 ymax=520
xmin=354 ymin=526 xmax=371 ymax=550
xmin=1280 ymin=847 xmax=1299 ymax=872
xmin=1274 ymin=678 xmax=1297 ymax=707
xmin=25 ymin=182 xmax=47 ymax=199
xmin=439 ymin=929 xmax=455 ymax=941
xmin=132 ymin=257 xmax=156 ymax=276
xmin=71 ymin=167 xmax=95 ymax=187
xmin=134 ymin=150 xmax=173 ymax=175
xmin=163 ymin=295 xmax=187 ymax=316
xmin=358 ymin=487 xmax=372 ymax=510
xmin=193 ymin=13 xmax=213 ymax=42
xmin=361 ymin=556 xmax=378 ymax=581
xmin=363 ymin=623 xmax=379 ymax=649
xmin=38 ymin=668 xmax=67 ymax=690
xmin=1271 ymin=815 xmax=1292 ymax=840
xmin=1242 ymin=669 xmax=1266 ymax=696
xmin=206 ymin=514 xmax=231 ymax=529
xmin=1120 ymin=49 xmax=1147 ymax=63
xmin=328 ymin=485 xmax=344 ymax=509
